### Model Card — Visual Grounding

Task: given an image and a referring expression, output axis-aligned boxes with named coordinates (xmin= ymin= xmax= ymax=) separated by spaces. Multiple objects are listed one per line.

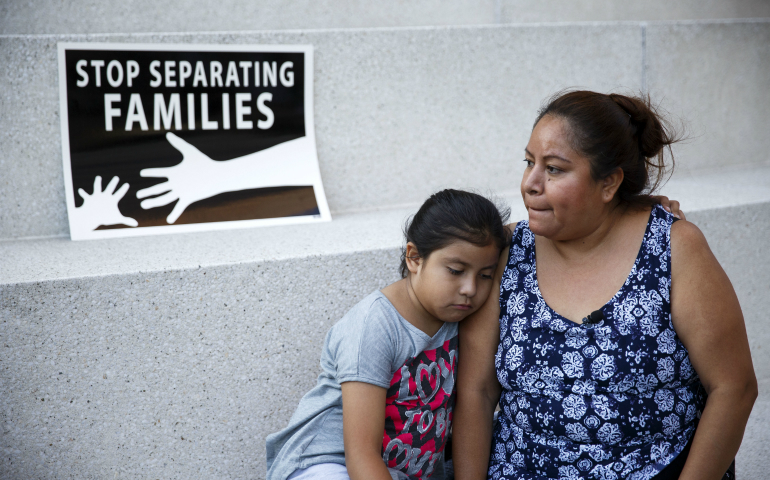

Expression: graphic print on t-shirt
xmin=382 ymin=335 xmax=458 ymax=479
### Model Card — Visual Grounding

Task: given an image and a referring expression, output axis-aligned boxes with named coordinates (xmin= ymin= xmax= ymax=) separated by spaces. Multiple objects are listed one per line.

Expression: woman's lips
xmin=527 ymin=206 xmax=551 ymax=213
xmin=526 ymin=203 xmax=550 ymax=210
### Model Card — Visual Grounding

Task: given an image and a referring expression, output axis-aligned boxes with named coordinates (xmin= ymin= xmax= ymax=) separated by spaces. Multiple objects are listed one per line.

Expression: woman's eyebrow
xmin=524 ymin=148 xmax=572 ymax=163
xmin=544 ymin=154 xmax=572 ymax=163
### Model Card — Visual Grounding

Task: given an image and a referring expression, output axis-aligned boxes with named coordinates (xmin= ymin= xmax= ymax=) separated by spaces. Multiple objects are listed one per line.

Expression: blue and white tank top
xmin=490 ymin=205 xmax=706 ymax=480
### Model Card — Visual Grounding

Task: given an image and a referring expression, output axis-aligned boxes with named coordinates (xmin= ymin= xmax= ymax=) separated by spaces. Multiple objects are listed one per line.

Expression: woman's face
xmin=521 ymin=115 xmax=616 ymax=241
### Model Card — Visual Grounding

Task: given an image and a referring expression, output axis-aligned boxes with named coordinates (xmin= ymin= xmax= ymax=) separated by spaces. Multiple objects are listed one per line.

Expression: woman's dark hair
xmin=399 ymin=189 xmax=510 ymax=278
xmin=534 ymin=90 xmax=683 ymax=205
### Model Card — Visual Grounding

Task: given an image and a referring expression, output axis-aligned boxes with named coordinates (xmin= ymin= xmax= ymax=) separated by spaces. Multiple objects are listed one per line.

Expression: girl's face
xmin=521 ymin=115 xmax=619 ymax=241
xmin=407 ymin=239 xmax=500 ymax=328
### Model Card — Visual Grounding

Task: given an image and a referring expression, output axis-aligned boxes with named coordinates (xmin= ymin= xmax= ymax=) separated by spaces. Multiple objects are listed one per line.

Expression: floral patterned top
xmin=489 ymin=205 xmax=705 ymax=480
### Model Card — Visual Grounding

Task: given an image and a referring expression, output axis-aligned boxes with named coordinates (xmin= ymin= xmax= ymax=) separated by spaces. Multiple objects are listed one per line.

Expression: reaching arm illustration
xmin=71 ymin=175 xmax=138 ymax=231
xmin=136 ymin=132 xmax=318 ymax=224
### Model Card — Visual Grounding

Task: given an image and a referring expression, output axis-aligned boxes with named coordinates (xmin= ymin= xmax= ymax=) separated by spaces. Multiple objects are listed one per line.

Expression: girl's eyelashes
xmin=448 ymin=266 xmax=493 ymax=279
xmin=523 ymin=159 xmax=534 ymax=167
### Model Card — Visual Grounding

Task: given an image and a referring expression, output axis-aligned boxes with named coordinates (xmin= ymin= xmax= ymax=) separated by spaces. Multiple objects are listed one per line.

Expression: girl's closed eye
xmin=448 ymin=267 xmax=463 ymax=276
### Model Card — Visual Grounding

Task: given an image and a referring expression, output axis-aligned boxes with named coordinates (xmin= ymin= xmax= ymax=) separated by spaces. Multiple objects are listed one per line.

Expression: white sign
xmin=58 ymin=42 xmax=330 ymax=240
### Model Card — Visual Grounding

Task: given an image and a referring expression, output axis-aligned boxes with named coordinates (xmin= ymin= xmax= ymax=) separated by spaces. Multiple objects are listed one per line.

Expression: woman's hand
xmin=671 ymin=221 xmax=757 ymax=480
xmin=341 ymin=382 xmax=393 ymax=480
xmin=651 ymin=195 xmax=686 ymax=220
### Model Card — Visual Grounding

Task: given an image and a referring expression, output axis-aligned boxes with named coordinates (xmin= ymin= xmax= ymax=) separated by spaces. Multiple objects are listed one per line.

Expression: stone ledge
xmin=3 ymin=163 xmax=770 ymax=286
xmin=0 ymin=196 xmax=522 ymax=286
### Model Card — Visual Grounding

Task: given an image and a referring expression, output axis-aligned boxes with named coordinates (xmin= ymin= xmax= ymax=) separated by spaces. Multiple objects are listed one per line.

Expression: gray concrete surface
xmin=0 ymin=250 xmax=402 ymax=479
xmin=646 ymin=20 xmax=770 ymax=175
xmin=0 ymin=23 xmax=644 ymax=239
xmin=500 ymin=0 xmax=770 ymax=23
xmin=0 ymin=0 xmax=499 ymax=35
xmin=740 ymin=397 xmax=770 ymax=480
xmin=2 ymin=0 xmax=769 ymax=35
xmin=3 ymin=163 xmax=770 ymax=285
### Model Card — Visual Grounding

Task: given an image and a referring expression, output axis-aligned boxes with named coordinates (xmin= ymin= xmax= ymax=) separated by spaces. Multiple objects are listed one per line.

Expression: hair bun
xmin=609 ymin=93 xmax=665 ymax=159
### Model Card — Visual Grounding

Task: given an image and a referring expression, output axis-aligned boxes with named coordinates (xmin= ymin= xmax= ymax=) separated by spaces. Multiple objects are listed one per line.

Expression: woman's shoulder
xmin=669 ymin=219 xmax=715 ymax=282
xmin=670 ymin=218 xmax=710 ymax=255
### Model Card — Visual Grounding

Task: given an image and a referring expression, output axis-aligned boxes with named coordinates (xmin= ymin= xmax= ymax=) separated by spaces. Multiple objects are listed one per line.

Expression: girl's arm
xmin=670 ymin=220 xmax=758 ymax=479
xmin=453 ymin=247 xmax=508 ymax=480
xmin=341 ymin=381 xmax=393 ymax=480
xmin=650 ymin=195 xmax=686 ymax=220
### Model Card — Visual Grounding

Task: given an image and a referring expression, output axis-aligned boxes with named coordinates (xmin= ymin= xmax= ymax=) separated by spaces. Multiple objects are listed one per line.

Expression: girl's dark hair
xmin=534 ymin=90 xmax=682 ymax=205
xmin=399 ymin=189 xmax=510 ymax=278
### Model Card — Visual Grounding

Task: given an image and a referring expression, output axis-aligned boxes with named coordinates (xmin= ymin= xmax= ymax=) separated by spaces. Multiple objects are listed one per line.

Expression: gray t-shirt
xmin=265 ymin=290 xmax=458 ymax=480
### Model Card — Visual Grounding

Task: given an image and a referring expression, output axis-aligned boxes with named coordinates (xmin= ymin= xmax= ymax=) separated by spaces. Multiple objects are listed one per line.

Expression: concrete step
xmin=2 ymin=164 xmax=769 ymax=479
xmin=1 ymin=0 xmax=769 ymax=34
xmin=1 ymin=164 xmax=768 ymax=285
xmin=1 ymin=20 xmax=769 ymax=240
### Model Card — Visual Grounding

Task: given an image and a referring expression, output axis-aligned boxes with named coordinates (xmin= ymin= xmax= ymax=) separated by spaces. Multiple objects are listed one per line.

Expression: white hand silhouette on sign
xmin=136 ymin=132 xmax=318 ymax=224
xmin=71 ymin=176 xmax=138 ymax=231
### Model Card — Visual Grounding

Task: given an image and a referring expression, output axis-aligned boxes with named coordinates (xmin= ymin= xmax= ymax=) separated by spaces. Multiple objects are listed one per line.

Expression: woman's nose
xmin=522 ymin=165 xmax=544 ymax=194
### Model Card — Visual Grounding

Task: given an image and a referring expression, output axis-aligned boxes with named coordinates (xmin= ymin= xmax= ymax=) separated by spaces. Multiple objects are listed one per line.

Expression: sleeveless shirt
xmin=490 ymin=205 xmax=706 ymax=480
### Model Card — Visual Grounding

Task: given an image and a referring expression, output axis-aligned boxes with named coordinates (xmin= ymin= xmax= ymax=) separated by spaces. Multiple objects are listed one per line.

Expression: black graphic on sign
xmin=58 ymin=43 xmax=329 ymax=240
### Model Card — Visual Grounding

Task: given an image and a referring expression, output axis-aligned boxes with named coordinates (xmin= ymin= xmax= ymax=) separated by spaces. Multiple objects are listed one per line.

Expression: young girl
xmin=265 ymin=189 xmax=511 ymax=480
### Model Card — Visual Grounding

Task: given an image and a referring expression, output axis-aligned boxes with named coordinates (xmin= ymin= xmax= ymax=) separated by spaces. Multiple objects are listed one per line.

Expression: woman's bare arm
xmin=670 ymin=220 xmax=757 ymax=480
xmin=341 ymin=382 xmax=394 ymax=480
xmin=453 ymin=246 xmax=508 ymax=480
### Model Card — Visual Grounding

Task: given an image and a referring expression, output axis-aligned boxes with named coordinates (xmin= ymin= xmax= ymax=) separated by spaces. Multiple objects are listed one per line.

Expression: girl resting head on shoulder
xmin=266 ymin=189 xmax=510 ymax=480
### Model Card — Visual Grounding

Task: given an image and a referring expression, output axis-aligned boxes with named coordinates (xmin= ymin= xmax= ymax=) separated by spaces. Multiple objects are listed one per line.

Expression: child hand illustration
xmin=136 ymin=132 xmax=318 ymax=224
xmin=71 ymin=175 xmax=138 ymax=231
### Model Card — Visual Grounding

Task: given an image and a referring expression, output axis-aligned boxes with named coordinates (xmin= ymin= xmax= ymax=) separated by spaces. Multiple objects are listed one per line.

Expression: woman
xmin=452 ymin=91 xmax=757 ymax=480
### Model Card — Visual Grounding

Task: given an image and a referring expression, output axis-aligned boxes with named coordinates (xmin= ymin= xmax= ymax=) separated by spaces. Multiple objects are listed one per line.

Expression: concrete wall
xmin=0 ymin=250 xmax=401 ymax=479
xmin=2 ymin=0 xmax=769 ymax=34
xmin=0 ymin=24 xmax=643 ymax=239
xmin=500 ymin=0 xmax=770 ymax=23
xmin=646 ymin=20 xmax=770 ymax=174
xmin=2 ymin=20 xmax=769 ymax=240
